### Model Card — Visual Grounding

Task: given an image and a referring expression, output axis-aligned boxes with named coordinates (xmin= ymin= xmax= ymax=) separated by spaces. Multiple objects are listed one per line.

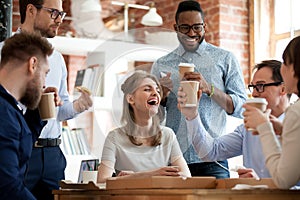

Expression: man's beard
xmin=34 ymin=24 xmax=56 ymax=38
xmin=20 ymin=75 xmax=42 ymax=110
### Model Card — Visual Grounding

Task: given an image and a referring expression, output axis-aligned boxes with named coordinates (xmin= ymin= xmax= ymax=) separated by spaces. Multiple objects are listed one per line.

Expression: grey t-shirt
xmin=101 ymin=126 xmax=183 ymax=172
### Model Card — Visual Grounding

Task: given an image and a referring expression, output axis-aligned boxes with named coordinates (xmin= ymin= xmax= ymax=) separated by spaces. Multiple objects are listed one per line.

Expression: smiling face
xmin=174 ymin=11 xmax=205 ymax=52
xmin=33 ymin=0 xmax=63 ymax=38
xmin=127 ymin=78 xmax=161 ymax=120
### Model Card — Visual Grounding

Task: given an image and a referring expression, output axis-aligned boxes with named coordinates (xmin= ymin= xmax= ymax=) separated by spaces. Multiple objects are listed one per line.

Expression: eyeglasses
xmin=176 ymin=23 xmax=204 ymax=34
xmin=248 ymin=82 xmax=283 ymax=93
xmin=34 ymin=5 xmax=66 ymax=20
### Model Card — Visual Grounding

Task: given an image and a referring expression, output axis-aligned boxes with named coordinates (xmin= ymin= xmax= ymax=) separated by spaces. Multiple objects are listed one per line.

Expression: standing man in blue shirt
xmin=151 ymin=0 xmax=247 ymax=178
xmin=16 ymin=0 xmax=93 ymax=199
xmin=0 ymin=32 xmax=53 ymax=200
xmin=178 ymin=60 xmax=290 ymax=179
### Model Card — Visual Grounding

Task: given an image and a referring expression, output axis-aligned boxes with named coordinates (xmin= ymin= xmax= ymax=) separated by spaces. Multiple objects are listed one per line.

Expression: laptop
xmin=77 ymin=159 xmax=99 ymax=183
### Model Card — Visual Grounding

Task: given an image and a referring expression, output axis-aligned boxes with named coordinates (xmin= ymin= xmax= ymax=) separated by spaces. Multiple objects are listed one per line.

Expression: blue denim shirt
xmin=151 ymin=40 xmax=247 ymax=164
xmin=186 ymin=113 xmax=286 ymax=178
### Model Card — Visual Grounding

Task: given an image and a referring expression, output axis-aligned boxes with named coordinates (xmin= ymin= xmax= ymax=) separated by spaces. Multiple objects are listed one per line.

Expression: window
xmin=272 ymin=0 xmax=300 ymax=59
xmin=251 ymin=0 xmax=299 ymax=102
xmin=252 ymin=0 xmax=300 ymax=63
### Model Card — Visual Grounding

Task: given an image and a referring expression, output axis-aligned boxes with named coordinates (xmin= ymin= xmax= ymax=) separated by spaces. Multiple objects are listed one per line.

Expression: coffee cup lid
xmin=179 ymin=63 xmax=195 ymax=67
xmin=245 ymin=98 xmax=268 ymax=105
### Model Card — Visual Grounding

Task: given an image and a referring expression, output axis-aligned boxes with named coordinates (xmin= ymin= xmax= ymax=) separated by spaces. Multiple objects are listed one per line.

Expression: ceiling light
xmin=141 ymin=7 xmax=163 ymax=26
xmin=112 ymin=1 xmax=163 ymax=32
xmin=81 ymin=0 xmax=102 ymax=12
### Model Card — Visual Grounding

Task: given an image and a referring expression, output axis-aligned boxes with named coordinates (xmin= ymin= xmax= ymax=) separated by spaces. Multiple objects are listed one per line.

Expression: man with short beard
xmin=15 ymin=0 xmax=93 ymax=199
xmin=0 ymin=32 xmax=53 ymax=200
xmin=151 ymin=0 xmax=247 ymax=178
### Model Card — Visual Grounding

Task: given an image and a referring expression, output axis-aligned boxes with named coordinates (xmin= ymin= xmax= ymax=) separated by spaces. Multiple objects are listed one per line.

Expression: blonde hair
xmin=120 ymin=70 xmax=162 ymax=146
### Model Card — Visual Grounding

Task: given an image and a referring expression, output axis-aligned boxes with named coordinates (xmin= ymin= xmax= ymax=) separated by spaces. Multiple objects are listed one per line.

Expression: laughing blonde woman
xmin=97 ymin=71 xmax=191 ymax=183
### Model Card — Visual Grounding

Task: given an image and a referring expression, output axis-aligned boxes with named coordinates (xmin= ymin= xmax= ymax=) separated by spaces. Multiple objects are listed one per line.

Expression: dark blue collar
xmin=0 ymin=84 xmax=23 ymax=114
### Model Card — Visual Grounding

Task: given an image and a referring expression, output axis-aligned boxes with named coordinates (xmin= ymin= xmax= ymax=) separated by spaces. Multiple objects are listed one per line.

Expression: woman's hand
xmin=237 ymin=168 xmax=260 ymax=179
xmin=148 ymin=166 xmax=181 ymax=176
xmin=116 ymin=166 xmax=181 ymax=180
xmin=117 ymin=170 xmax=134 ymax=177
xmin=269 ymin=114 xmax=283 ymax=135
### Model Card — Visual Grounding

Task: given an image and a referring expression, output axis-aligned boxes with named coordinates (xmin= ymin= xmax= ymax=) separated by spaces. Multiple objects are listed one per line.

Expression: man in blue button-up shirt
xmin=152 ymin=0 xmax=247 ymax=178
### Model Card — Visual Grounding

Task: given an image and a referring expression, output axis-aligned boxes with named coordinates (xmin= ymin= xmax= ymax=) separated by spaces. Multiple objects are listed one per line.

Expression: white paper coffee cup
xmin=179 ymin=63 xmax=195 ymax=80
xmin=245 ymin=98 xmax=268 ymax=131
xmin=180 ymin=81 xmax=199 ymax=107
xmin=38 ymin=92 xmax=56 ymax=121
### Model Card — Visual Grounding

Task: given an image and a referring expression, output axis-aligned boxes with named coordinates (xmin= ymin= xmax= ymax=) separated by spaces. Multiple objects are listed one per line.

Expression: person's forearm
xmin=210 ymin=87 xmax=234 ymax=114
xmin=186 ymin=115 xmax=215 ymax=159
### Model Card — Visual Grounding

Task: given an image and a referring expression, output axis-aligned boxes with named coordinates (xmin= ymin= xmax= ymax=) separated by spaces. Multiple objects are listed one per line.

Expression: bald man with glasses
xmin=178 ymin=60 xmax=291 ymax=180
xmin=2 ymin=0 xmax=93 ymax=199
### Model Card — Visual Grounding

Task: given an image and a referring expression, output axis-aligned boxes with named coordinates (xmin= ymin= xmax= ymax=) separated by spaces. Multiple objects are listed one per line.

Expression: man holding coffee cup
xmin=0 ymin=33 xmax=53 ymax=199
xmin=2 ymin=0 xmax=93 ymax=199
xmin=178 ymin=60 xmax=290 ymax=179
xmin=152 ymin=0 xmax=247 ymax=178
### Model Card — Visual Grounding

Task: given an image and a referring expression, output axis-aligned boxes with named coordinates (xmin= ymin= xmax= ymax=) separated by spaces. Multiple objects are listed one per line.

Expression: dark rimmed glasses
xmin=248 ymin=82 xmax=283 ymax=93
xmin=176 ymin=23 xmax=204 ymax=34
xmin=34 ymin=5 xmax=66 ymax=20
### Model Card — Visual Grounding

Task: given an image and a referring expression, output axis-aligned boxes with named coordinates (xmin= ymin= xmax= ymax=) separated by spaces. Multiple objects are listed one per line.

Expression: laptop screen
xmin=77 ymin=159 xmax=99 ymax=183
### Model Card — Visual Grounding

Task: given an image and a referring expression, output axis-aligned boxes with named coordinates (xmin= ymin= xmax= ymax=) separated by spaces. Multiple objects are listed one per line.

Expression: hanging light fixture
xmin=71 ymin=0 xmax=115 ymax=39
xmin=141 ymin=3 xmax=162 ymax=26
xmin=81 ymin=0 xmax=102 ymax=12
xmin=112 ymin=1 xmax=163 ymax=32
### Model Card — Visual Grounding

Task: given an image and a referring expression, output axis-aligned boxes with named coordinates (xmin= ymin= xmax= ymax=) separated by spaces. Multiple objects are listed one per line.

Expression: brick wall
xmin=12 ymin=0 xmax=20 ymax=31
xmin=132 ymin=0 xmax=250 ymax=84
xmin=11 ymin=0 xmax=250 ymax=84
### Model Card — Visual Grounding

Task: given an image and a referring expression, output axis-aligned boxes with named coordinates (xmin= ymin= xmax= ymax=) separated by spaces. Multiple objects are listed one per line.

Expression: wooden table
xmin=53 ymin=188 xmax=300 ymax=200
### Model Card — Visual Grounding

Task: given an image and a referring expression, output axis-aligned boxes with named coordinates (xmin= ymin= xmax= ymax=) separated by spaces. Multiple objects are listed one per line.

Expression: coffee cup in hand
xmin=179 ymin=63 xmax=195 ymax=80
xmin=245 ymin=98 xmax=268 ymax=131
xmin=180 ymin=81 xmax=199 ymax=107
xmin=38 ymin=92 xmax=56 ymax=121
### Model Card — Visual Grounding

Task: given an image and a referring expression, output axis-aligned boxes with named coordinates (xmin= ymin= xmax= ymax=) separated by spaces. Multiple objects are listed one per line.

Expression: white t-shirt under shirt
xmin=101 ymin=126 xmax=183 ymax=172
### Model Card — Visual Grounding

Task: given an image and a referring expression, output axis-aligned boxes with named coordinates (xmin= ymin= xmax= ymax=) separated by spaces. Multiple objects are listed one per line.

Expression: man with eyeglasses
xmin=248 ymin=82 xmax=283 ymax=94
xmin=178 ymin=60 xmax=291 ymax=180
xmin=1 ymin=0 xmax=93 ymax=199
xmin=151 ymin=0 xmax=247 ymax=178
